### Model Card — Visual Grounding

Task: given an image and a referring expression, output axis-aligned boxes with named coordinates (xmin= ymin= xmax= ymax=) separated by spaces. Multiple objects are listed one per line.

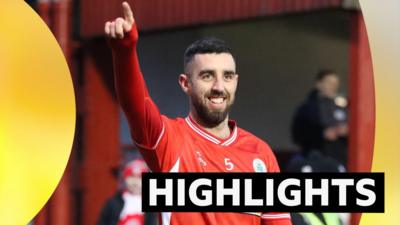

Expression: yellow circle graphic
xmin=0 ymin=1 xmax=75 ymax=225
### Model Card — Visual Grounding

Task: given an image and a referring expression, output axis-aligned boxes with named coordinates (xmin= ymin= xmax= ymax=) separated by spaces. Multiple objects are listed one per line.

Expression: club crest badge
xmin=253 ymin=158 xmax=267 ymax=172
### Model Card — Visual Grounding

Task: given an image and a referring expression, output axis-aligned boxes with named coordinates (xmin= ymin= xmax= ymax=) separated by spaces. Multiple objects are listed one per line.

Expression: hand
xmin=104 ymin=2 xmax=135 ymax=39
xmin=323 ymin=127 xmax=338 ymax=141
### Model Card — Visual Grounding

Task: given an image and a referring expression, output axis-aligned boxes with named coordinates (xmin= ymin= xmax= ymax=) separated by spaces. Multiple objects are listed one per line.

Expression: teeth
xmin=210 ymin=97 xmax=224 ymax=104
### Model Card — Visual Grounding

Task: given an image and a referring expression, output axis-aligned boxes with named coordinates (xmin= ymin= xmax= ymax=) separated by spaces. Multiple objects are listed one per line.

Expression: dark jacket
xmin=291 ymin=90 xmax=348 ymax=165
xmin=97 ymin=192 xmax=157 ymax=225
xmin=292 ymin=90 xmax=325 ymax=153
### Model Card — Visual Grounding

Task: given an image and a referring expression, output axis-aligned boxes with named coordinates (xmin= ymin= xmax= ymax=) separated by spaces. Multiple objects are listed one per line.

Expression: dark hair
xmin=315 ymin=69 xmax=337 ymax=81
xmin=183 ymin=37 xmax=234 ymax=73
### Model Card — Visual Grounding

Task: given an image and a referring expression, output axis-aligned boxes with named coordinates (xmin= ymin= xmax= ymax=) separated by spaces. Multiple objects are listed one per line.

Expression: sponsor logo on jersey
xmin=253 ymin=158 xmax=267 ymax=172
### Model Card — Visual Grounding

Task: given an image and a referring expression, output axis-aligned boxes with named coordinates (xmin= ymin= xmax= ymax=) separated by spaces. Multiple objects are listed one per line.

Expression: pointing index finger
xmin=122 ymin=2 xmax=134 ymax=25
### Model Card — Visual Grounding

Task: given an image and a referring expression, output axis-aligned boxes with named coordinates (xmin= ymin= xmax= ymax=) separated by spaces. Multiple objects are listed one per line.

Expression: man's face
xmin=125 ymin=176 xmax=141 ymax=195
xmin=316 ymin=74 xmax=339 ymax=98
xmin=180 ymin=53 xmax=238 ymax=126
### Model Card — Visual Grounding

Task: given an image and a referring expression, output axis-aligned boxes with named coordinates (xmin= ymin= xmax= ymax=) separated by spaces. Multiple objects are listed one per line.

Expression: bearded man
xmin=105 ymin=2 xmax=292 ymax=225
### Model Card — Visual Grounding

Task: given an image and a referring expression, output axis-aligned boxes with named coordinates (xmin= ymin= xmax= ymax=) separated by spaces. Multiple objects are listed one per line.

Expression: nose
xmin=211 ymin=76 xmax=224 ymax=92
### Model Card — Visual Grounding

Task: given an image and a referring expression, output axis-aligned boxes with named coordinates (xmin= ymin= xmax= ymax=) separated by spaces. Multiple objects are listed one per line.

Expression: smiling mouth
xmin=207 ymin=96 xmax=226 ymax=104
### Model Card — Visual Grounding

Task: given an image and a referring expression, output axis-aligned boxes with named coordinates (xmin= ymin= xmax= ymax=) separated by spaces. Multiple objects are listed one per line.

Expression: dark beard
xmin=191 ymin=90 xmax=233 ymax=127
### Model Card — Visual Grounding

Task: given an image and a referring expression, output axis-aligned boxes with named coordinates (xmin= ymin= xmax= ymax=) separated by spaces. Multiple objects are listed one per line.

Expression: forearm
xmin=110 ymin=25 xmax=163 ymax=148
xmin=111 ymin=27 xmax=147 ymax=118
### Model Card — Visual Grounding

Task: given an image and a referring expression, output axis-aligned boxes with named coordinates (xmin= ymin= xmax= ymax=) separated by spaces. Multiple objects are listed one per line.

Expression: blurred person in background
xmin=97 ymin=159 xmax=156 ymax=225
xmin=291 ymin=70 xmax=348 ymax=166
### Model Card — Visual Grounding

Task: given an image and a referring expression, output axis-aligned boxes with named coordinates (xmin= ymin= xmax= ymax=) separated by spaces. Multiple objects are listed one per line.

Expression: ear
xmin=178 ymin=74 xmax=190 ymax=94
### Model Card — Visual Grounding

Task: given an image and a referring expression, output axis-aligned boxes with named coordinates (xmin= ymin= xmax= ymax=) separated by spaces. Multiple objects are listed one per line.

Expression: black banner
xmin=142 ymin=173 xmax=384 ymax=212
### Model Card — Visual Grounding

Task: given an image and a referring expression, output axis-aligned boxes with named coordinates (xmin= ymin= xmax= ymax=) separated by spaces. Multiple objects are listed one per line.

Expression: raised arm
xmin=105 ymin=2 xmax=163 ymax=150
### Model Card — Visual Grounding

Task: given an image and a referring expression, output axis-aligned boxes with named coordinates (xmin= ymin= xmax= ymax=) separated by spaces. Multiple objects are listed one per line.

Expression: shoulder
xmin=100 ymin=192 xmax=124 ymax=213
xmin=160 ymin=115 xmax=188 ymax=134
xmin=106 ymin=192 xmax=124 ymax=205
xmin=236 ymin=127 xmax=273 ymax=153
xmin=237 ymin=127 xmax=281 ymax=172
xmin=161 ymin=115 xmax=186 ymax=126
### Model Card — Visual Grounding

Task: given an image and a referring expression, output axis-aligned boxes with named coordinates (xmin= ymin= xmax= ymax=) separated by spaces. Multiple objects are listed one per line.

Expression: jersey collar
xmin=185 ymin=116 xmax=238 ymax=146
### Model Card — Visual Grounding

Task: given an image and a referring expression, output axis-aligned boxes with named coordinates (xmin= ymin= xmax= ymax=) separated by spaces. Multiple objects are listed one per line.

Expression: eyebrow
xmin=198 ymin=70 xmax=215 ymax=76
xmin=198 ymin=69 xmax=236 ymax=75
xmin=224 ymin=70 xmax=235 ymax=75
